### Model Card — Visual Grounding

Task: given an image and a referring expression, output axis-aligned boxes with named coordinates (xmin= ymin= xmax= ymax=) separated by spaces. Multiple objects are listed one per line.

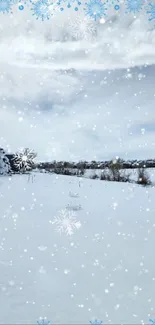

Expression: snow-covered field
xmin=1 ymin=2 xmax=155 ymax=324
xmin=0 ymin=172 xmax=155 ymax=324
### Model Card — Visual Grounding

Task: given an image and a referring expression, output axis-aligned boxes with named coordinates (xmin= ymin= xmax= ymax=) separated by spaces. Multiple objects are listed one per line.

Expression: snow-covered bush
xmin=100 ymin=168 xmax=111 ymax=181
xmin=100 ymin=166 xmax=130 ymax=183
xmin=0 ymin=148 xmax=11 ymax=175
xmin=12 ymin=148 xmax=37 ymax=173
xmin=137 ymin=168 xmax=151 ymax=186
xmin=90 ymin=171 xmax=99 ymax=179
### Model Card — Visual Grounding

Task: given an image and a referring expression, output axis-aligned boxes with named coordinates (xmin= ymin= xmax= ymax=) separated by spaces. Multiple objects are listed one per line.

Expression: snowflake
xmin=57 ymin=0 xmax=81 ymax=11
xmin=0 ymin=0 xmax=12 ymax=13
xmin=84 ymin=0 xmax=107 ymax=21
xmin=52 ymin=209 xmax=81 ymax=236
xmin=11 ymin=0 xmax=27 ymax=10
xmin=12 ymin=148 xmax=37 ymax=172
xmin=126 ymin=0 xmax=144 ymax=13
xmin=146 ymin=3 xmax=155 ymax=22
xmin=124 ymin=72 xmax=133 ymax=79
xmin=137 ymin=73 xmax=145 ymax=80
xmin=37 ymin=318 xmax=50 ymax=325
xmin=31 ymin=0 xmax=57 ymax=20
xmin=92 ymin=233 xmax=104 ymax=242
xmin=90 ymin=320 xmax=103 ymax=325
xmin=105 ymin=0 xmax=120 ymax=11
xmin=68 ymin=15 xmax=97 ymax=40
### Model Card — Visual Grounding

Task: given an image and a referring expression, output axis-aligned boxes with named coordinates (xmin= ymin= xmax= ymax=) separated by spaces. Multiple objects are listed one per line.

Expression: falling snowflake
xmin=52 ymin=209 xmax=81 ymax=235
xmin=0 ymin=0 xmax=12 ymax=13
xmin=114 ymin=3 xmax=120 ymax=10
xmin=38 ymin=266 xmax=46 ymax=274
xmin=137 ymin=73 xmax=145 ymax=80
xmin=57 ymin=0 xmax=81 ymax=11
xmin=92 ymin=233 xmax=104 ymax=242
xmin=38 ymin=245 xmax=47 ymax=251
xmin=124 ymin=72 xmax=133 ymax=79
xmin=90 ymin=320 xmax=103 ymax=325
xmin=31 ymin=0 xmax=57 ymax=20
xmin=11 ymin=0 xmax=26 ymax=9
xmin=84 ymin=0 xmax=107 ymax=21
xmin=68 ymin=15 xmax=97 ymax=40
xmin=12 ymin=148 xmax=37 ymax=172
xmin=37 ymin=318 xmax=50 ymax=325
xmin=146 ymin=3 xmax=155 ymax=22
xmin=105 ymin=0 xmax=120 ymax=11
xmin=126 ymin=0 xmax=144 ymax=13
xmin=93 ymin=259 xmax=100 ymax=266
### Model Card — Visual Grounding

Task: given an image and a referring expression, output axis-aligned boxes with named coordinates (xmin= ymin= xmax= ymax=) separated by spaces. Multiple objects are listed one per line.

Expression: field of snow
xmin=0 ymin=172 xmax=155 ymax=324
xmin=1 ymin=1 xmax=155 ymax=323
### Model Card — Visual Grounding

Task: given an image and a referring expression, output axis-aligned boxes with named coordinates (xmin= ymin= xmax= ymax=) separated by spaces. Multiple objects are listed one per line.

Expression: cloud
xmin=0 ymin=4 xmax=155 ymax=160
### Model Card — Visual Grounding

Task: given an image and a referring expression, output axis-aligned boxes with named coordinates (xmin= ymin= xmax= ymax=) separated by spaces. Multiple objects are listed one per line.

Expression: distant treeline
xmin=35 ymin=158 xmax=155 ymax=171
xmin=5 ymin=153 xmax=155 ymax=172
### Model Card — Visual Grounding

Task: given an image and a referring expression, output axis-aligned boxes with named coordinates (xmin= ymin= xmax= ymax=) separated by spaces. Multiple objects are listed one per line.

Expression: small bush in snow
xmin=109 ymin=159 xmax=124 ymax=182
xmin=77 ymin=168 xmax=85 ymax=176
xmin=100 ymin=166 xmax=130 ymax=183
xmin=0 ymin=148 xmax=11 ymax=175
xmin=52 ymin=168 xmax=85 ymax=177
xmin=137 ymin=168 xmax=151 ymax=186
xmin=100 ymin=168 xmax=111 ymax=181
xmin=53 ymin=168 xmax=77 ymax=176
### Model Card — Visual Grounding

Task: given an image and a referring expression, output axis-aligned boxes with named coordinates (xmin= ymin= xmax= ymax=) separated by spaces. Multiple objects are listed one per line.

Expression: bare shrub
xmin=53 ymin=168 xmax=77 ymax=176
xmin=77 ymin=168 xmax=85 ymax=176
xmin=137 ymin=168 xmax=151 ymax=186
xmin=100 ymin=169 xmax=111 ymax=181
xmin=100 ymin=165 xmax=130 ymax=183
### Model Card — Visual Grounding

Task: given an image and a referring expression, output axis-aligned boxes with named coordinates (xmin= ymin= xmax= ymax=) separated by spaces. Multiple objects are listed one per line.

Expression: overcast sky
xmin=1 ymin=2 xmax=155 ymax=161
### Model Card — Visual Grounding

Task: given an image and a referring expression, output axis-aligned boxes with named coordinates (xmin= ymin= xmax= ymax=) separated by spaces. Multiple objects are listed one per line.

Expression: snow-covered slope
xmin=0 ymin=173 xmax=155 ymax=324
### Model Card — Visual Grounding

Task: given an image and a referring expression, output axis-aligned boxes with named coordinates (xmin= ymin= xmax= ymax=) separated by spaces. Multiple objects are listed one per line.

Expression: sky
xmin=1 ymin=1 xmax=155 ymax=161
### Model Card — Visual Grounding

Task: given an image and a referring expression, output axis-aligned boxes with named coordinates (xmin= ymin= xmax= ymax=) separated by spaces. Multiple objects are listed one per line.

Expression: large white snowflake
xmin=68 ymin=15 xmax=97 ymax=40
xmin=12 ymin=148 xmax=37 ymax=172
xmin=52 ymin=209 xmax=81 ymax=235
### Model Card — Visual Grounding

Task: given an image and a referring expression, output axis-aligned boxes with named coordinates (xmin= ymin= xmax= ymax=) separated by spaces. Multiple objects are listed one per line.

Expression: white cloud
xmin=0 ymin=5 xmax=155 ymax=160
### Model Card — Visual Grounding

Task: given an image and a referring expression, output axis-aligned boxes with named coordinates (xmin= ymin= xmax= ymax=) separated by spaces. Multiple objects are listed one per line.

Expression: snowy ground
xmin=0 ymin=172 xmax=155 ymax=324
xmin=1 ymin=2 xmax=155 ymax=324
